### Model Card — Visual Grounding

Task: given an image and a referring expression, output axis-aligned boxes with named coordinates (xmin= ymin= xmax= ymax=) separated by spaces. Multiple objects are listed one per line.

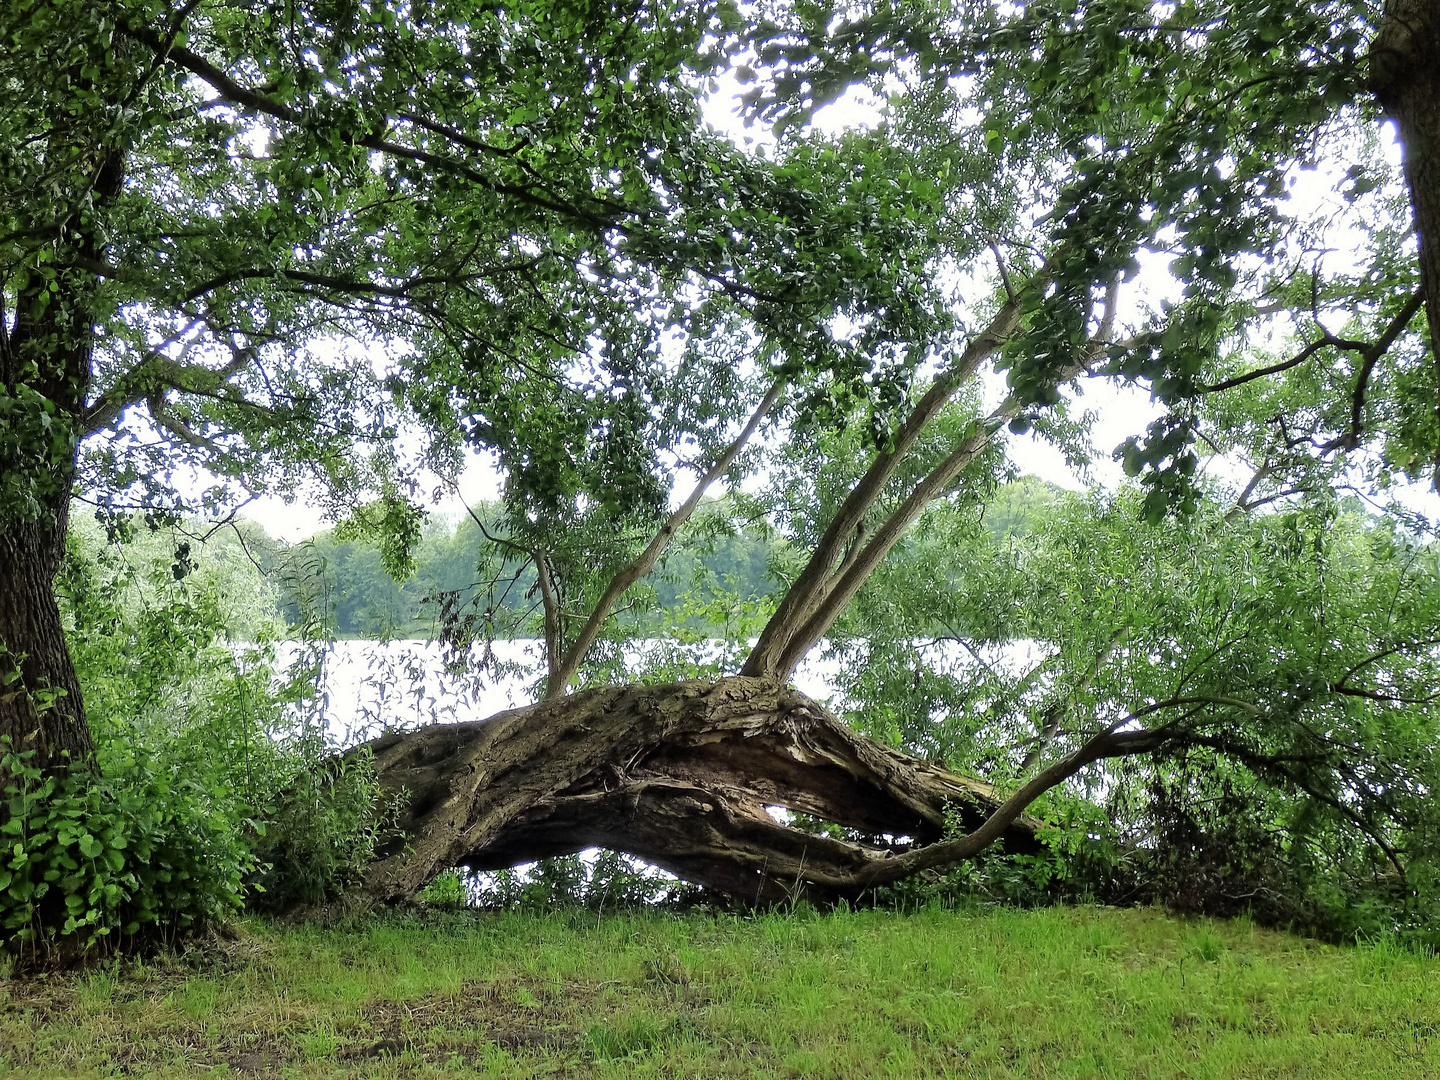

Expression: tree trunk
xmin=0 ymin=268 xmax=102 ymax=776
xmin=0 ymin=503 xmax=91 ymax=773
xmin=0 ymin=120 xmax=124 ymax=777
xmin=360 ymin=677 xmax=1040 ymax=905
xmin=1370 ymin=0 xmax=1440 ymax=473
xmin=0 ymin=246 xmax=111 ymax=776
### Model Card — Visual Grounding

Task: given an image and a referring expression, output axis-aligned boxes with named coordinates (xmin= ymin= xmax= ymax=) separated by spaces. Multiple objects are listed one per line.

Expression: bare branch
xmin=1323 ymin=290 xmax=1427 ymax=452
xmin=533 ymin=553 xmax=563 ymax=690
xmin=1199 ymin=289 xmax=1421 ymax=398
xmin=546 ymin=377 xmax=785 ymax=699
xmin=755 ymin=268 xmax=1110 ymax=681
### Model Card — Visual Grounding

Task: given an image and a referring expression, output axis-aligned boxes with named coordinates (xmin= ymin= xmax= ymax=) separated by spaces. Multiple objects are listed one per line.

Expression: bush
xmin=0 ymin=740 xmax=254 ymax=964
xmin=246 ymin=748 xmax=394 ymax=912
xmin=0 ymin=515 xmax=398 ymax=960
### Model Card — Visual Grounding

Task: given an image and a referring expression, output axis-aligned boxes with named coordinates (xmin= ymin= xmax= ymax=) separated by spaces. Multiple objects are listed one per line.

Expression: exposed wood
xmin=360 ymin=677 xmax=1041 ymax=905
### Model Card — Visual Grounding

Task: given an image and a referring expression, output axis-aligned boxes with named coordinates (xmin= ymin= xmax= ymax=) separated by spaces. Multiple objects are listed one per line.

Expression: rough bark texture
xmin=0 ymin=506 xmax=91 ymax=772
xmin=1370 ymin=0 xmax=1440 ymax=469
xmin=361 ymin=677 xmax=1040 ymax=905
xmin=0 ymin=144 xmax=124 ymax=775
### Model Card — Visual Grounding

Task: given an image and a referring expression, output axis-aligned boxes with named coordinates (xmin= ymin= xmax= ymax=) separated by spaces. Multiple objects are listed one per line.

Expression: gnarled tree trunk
xmin=361 ymin=677 xmax=1040 ymax=905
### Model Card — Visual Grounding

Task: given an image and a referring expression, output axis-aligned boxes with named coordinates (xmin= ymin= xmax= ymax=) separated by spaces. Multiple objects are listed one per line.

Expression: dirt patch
xmin=225 ymin=1047 xmax=287 ymax=1075
xmin=344 ymin=975 xmax=608 ymax=1059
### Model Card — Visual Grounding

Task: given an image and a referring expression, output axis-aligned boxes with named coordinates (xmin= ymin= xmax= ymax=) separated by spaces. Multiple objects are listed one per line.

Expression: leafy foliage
xmin=246 ymin=749 xmax=395 ymax=913
xmin=0 ymin=738 xmax=253 ymax=963
xmin=0 ymin=518 xmax=396 ymax=958
xmin=827 ymin=478 xmax=1440 ymax=941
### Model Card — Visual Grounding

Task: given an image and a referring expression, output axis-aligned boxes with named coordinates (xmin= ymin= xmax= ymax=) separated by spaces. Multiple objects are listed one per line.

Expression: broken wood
xmin=360 ymin=677 xmax=1041 ymax=905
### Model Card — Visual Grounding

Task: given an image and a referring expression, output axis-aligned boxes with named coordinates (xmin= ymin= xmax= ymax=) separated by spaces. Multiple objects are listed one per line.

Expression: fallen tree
xmin=358 ymin=269 xmax=1103 ymax=904
xmin=362 ymin=678 xmax=1042 ymax=905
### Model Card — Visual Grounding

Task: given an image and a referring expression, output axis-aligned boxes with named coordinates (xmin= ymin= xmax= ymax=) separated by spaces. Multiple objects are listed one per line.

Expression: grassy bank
xmin=1 ymin=905 xmax=1436 ymax=1078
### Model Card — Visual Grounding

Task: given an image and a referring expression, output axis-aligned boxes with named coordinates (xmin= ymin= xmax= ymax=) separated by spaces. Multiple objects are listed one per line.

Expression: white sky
xmin=240 ymin=68 xmax=1437 ymax=541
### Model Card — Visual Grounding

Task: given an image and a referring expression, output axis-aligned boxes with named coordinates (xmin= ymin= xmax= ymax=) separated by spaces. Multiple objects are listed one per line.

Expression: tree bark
xmin=360 ymin=677 xmax=1040 ymax=905
xmin=1370 ymin=0 xmax=1440 ymax=474
xmin=0 ymin=140 xmax=124 ymax=775
xmin=0 ymin=506 xmax=91 ymax=772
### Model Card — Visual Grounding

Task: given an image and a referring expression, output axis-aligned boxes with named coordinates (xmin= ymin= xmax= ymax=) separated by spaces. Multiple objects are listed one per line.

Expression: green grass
xmin=1 ymin=905 xmax=1437 ymax=1078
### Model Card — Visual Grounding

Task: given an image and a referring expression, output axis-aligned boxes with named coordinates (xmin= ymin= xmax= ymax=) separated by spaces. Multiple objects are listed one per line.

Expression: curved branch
xmin=119 ymin=24 xmax=613 ymax=227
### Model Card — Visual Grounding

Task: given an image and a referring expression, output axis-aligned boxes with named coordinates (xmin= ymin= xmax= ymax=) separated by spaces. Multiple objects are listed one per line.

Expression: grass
xmin=1 ymin=904 xmax=1437 ymax=1078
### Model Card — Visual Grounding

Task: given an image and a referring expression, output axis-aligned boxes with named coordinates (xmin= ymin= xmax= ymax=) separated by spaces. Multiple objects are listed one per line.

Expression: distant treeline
xmin=254 ymin=505 xmax=778 ymax=638
xmin=236 ymin=478 xmax=1068 ymax=639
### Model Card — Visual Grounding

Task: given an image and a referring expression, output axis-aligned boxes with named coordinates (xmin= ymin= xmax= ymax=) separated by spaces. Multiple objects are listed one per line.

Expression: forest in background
xmin=48 ymin=466 xmax=1440 ymax=953
xmin=91 ymin=475 xmax=1068 ymax=641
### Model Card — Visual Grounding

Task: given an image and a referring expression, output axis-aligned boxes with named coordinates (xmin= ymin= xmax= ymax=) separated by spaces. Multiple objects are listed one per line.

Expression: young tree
xmin=2 ymin=0 xmax=1435 ymax=907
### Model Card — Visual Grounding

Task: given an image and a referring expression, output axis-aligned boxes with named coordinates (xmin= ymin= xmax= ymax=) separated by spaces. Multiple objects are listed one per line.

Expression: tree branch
xmin=1323 ymin=289 xmax=1427 ymax=452
xmin=119 ymin=24 xmax=612 ymax=227
xmin=742 ymin=260 xmax=1057 ymax=679
xmin=754 ymin=268 xmax=1113 ymax=682
xmin=545 ymin=377 xmax=785 ymax=699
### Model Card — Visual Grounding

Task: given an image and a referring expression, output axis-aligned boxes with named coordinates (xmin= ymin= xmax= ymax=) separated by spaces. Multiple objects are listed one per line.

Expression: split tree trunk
xmin=361 ymin=677 xmax=1040 ymax=905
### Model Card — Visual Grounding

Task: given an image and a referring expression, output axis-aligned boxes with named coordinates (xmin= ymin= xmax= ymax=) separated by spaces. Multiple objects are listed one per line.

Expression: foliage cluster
xmin=0 ymin=738 xmax=253 ymax=963
xmin=0 ymin=516 xmax=392 ymax=961
xmin=836 ymin=484 xmax=1440 ymax=944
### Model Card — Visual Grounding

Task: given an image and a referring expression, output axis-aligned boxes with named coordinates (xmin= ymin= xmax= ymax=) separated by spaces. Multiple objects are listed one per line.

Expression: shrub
xmin=246 ymin=748 xmax=394 ymax=912
xmin=0 ymin=515 xmax=398 ymax=959
xmin=0 ymin=740 xmax=254 ymax=965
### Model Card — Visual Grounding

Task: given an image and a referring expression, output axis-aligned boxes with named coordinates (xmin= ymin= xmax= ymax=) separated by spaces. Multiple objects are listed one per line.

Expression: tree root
xmin=361 ymin=677 xmax=1040 ymax=905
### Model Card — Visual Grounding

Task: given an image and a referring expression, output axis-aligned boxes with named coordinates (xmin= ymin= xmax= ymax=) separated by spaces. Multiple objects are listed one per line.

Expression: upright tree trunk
xmin=0 ymin=503 xmax=91 ymax=772
xmin=0 ymin=144 xmax=122 ymax=775
xmin=1370 ymin=0 xmax=1440 ymax=473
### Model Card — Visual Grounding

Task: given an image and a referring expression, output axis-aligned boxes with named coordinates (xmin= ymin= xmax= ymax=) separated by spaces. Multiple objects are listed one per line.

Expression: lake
xmin=268 ymin=637 xmax=1041 ymax=748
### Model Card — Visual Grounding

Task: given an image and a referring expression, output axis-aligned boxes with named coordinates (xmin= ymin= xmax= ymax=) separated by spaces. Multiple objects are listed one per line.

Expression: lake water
xmin=269 ymin=637 xmax=1041 ymax=749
